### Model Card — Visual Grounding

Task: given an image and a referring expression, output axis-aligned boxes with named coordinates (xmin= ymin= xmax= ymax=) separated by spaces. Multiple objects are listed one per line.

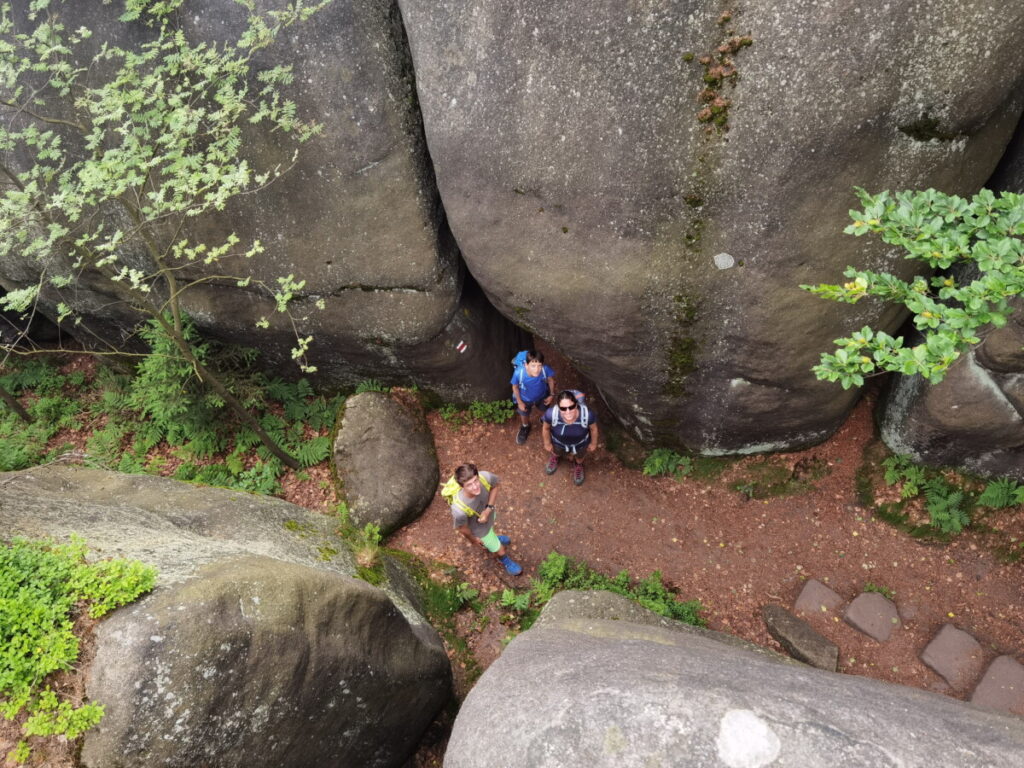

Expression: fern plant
xmin=923 ymin=478 xmax=970 ymax=534
xmin=977 ymin=477 xmax=1024 ymax=509
xmin=643 ymin=448 xmax=693 ymax=480
xmin=354 ymin=379 xmax=390 ymax=394
xmin=882 ymin=455 xmax=927 ymax=498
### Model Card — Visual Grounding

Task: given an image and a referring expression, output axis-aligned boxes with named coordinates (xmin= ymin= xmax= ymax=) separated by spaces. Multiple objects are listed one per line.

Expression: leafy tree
xmin=0 ymin=0 xmax=331 ymax=467
xmin=802 ymin=187 xmax=1024 ymax=389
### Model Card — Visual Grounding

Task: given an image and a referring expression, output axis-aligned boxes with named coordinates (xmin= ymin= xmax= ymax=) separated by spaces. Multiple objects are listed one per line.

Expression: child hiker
xmin=511 ymin=350 xmax=556 ymax=445
xmin=447 ymin=463 xmax=523 ymax=576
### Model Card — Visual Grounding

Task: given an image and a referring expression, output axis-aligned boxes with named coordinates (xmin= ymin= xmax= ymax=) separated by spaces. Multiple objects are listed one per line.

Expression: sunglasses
xmin=558 ymin=404 xmax=577 ymax=411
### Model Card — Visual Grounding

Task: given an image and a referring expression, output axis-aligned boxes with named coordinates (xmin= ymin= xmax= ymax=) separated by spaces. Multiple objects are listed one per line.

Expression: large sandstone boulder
xmin=0 ymin=466 xmax=451 ymax=768
xmin=399 ymin=0 xmax=1024 ymax=451
xmin=333 ymin=389 xmax=439 ymax=534
xmin=0 ymin=1 xmax=521 ymax=402
xmin=445 ymin=590 xmax=1024 ymax=767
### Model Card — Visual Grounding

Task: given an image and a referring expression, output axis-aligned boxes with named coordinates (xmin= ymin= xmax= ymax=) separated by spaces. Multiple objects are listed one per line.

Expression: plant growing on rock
xmin=0 ymin=0 xmax=331 ymax=468
xmin=803 ymin=187 xmax=1024 ymax=389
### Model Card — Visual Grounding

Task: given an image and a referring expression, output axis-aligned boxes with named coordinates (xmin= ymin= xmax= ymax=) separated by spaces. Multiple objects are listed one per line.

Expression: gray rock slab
xmin=762 ymin=604 xmax=839 ymax=671
xmin=794 ymin=578 xmax=845 ymax=617
xmin=535 ymin=590 xmax=789 ymax=661
xmin=0 ymin=466 xmax=451 ymax=768
xmin=920 ymin=623 xmax=985 ymax=691
xmin=444 ymin=606 xmax=1024 ymax=767
xmin=334 ymin=390 xmax=439 ymax=535
xmin=844 ymin=592 xmax=901 ymax=642
xmin=972 ymin=656 xmax=1024 ymax=717
xmin=880 ymin=344 xmax=1024 ymax=482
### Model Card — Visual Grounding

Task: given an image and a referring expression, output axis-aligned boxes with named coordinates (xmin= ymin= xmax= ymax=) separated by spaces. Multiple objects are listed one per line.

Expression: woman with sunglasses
xmin=541 ymin=389 xmax=599 ymax=486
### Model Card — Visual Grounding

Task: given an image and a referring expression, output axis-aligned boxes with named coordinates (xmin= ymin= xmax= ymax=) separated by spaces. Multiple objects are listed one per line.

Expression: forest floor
xmin=4 ymin=351 xmax=1023 ymax=767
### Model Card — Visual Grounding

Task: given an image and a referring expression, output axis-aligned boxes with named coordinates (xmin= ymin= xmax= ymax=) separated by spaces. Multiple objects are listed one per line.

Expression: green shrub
xmin=439 ymin=399 xmax=514 ymax=426
xmin=0 ymin=358 xmax=90 ymax=471
xmin=467 ymin=400 xmax=515 ymax=424
xmin=0 ymin=537 xmax=156 ymax=762
xmin=0 ymin=326 xmax=342 ymax=496
xmin=643 ymin=448 xmax=693 ymax=479
xmin=506 ymin=552 xmax=705 ymax=631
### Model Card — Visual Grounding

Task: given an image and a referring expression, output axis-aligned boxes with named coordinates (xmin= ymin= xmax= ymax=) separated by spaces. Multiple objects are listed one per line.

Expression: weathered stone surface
xmin=333 ymin=390 xmax=439 ymax=534
xmin=400 ymin=0 xmax=1024 ymax=452
xmin=988 ymin=113 xmax=1024 ymax=195
xmin=920 ymin=624 xmax=985 ymax=691
xmin=445 ymin=594 xmax=1024 ymax=767
xmin=0 ymin=466 xmax=451 ymax=768
xmin=844 ymin=592 xmax=900 ymax=643
xmin=794 ymin=578 xmax=844 ymax=617
xmin=534 ymin=590 xmax=787 ymax=660
xmin=880 ymin=348 xmax=1024 ymax=481
xmin=0 ymin=1 xmax=522 ymax=402
xmin=762 ymin=604 xmax=838 ymax=672
xmin=972 ymin=656 xmax=1024 ymax=716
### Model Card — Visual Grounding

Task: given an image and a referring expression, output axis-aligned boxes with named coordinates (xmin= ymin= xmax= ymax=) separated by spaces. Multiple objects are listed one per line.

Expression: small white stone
xmin=714 ymin=252 xmax=736 ymax=270
xmin=717 ymin=709 xmax=781 ymax=768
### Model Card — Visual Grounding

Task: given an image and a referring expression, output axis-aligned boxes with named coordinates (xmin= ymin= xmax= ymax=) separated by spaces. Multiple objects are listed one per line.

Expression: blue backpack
xmin=511 ymin=350 xmax=531 ymax=387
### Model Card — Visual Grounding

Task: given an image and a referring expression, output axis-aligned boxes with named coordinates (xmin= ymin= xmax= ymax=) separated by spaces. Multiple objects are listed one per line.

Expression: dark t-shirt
xmin=543 ymin=405 xmax=597 ymax=449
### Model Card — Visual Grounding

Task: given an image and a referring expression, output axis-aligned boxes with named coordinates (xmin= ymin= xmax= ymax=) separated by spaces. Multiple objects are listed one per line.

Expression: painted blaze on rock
xmin=399 ymin=0 xmax=1024 ymax=451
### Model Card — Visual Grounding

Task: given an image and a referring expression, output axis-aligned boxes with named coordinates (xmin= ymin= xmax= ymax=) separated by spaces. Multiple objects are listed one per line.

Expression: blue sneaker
xmin=499 ymin=555 xmax=522 ymax=576
xmin=498 ymin=535 xmax=511 ymax=546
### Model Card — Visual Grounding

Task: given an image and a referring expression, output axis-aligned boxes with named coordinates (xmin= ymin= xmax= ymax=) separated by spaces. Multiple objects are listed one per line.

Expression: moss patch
xmin=730 ymin=456 xmax=831 ymax=500
xmin=662 ymin=294 xmax=700 ymax=397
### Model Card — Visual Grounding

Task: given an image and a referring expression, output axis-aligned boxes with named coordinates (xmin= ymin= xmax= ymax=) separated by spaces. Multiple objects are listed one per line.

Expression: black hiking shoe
xmin=516 ymin=424 xmax=531 ymax=445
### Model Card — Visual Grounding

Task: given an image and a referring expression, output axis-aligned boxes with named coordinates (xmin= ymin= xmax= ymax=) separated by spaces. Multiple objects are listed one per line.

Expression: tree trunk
xmin=152 ymin=315 xmax=301 ymax=470
xmin=0 ymin=383 xmax=33 ymax=423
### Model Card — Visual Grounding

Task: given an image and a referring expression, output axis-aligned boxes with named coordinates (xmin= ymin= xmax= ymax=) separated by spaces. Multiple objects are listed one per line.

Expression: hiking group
xmin=444 ymin=349 xmax=599 ymax=576
xmin=511 ymin=350 xmax=599 ymax=486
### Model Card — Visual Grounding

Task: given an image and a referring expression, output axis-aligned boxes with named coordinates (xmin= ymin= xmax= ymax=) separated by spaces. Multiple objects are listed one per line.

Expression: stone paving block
xmin=762 ymin=604 xmax=838 ymax=671
xmin=844 ymin=592 xmax=900 ymax=642
xmin=920 ymin=623 xmax=985 ymax=691
xmin=794 ymin=579 xmax=844 ymax=617
xmin=972 ymin=656 xmax=1024 ymax=716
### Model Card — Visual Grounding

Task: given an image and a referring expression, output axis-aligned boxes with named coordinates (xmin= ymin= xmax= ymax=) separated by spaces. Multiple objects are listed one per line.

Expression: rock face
xmin=0 ymin=1 xmax=522 ymax=402
xmin=879 ymin=336 xmax=1024 ymax=481
xmin=333 ymin=390 xmax=439 ymax=534
xmin=0 ymin=466 xmax=451 ymax=768
xmin=445 ymin=590 xmax=1024 ymax=767
xmin=399 ymin=0 xmax=1024 ymax=451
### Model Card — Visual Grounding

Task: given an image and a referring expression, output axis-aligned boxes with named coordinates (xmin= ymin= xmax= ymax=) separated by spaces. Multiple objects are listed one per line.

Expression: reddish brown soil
xmin=392 ymin=346 xmax=1024 ymax=708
